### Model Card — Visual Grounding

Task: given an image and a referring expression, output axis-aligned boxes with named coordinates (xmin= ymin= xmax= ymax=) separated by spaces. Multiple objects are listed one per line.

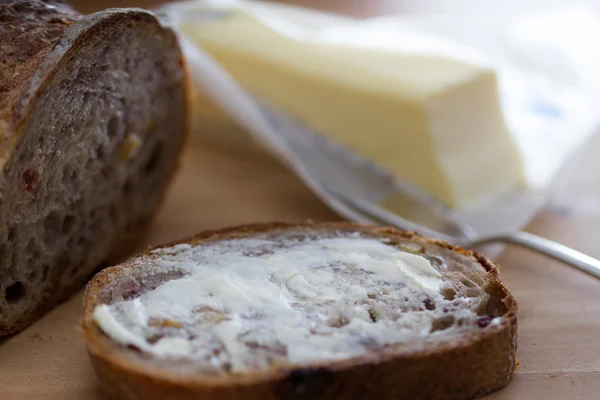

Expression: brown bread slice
xmin=0 ymin=1 xmax=188 ymax=335
xmin=83 ymin=222 xmax=518 ymax=400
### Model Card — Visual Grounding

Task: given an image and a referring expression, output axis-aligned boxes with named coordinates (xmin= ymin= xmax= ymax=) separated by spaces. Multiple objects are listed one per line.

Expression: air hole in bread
xmin=69 ymin=169 xmax=79 ymax=189
xmin=27 ymin=238 xmax=40 ymax=262
xmin=143 ymin=142 xmax=163 ymax=175
xmin=423 ymin=298 xmax=436 ymax=310
xmin=427 ymin=255 xmax=445 ymax=269
xmin=0 ymin=245 xmax=7 ymax=269
xmin=5 ymin=281 xmax=25 ymax=303
xmin=60 ymin=168 xmax=71 ymax=187
xmin=107 ymin=116 xmax=121 ymax=138
xmin=41 ymin=265 xmax=50 ymax=282
xmin=243 ymin=249 xmax=275 ymax=257
xmin=430 ymin=315 xmax=455 ymax=332
xmin=84 ymin=154 xmax=94 ymax=171
xmin=126 ymin=344 xmax=142 ymax=353
xmin=479 ymin=283 xmax=509 ymax=317
xmin=368 ymin=309 xmax=378 ymax=322
xmin=70 ymin=259 xmax=83 ymax=277
xmin=441 ymin=287 xmax=456 ymax=301
xmin=43 ymin=211 xmax=62 ymax=246
xmin=96 ymin=146 xmax=105 ymax=161
xmin=461 ymin=278 xmax=476 ymax=288
xmin=147 ymin=334 xmax=165 ymax=345
xmin=63 ymin=260 xmax=83 ymax=280
xmin=77 ymin=236 xmax=87 ymax=247
xmin=469 ymin=275 xmax=485 ymax=286
xmin=328 ymin=315 xmax=350 ymax=328
xmin=26 ymin=238 xmax=37 ymax=254
xmin=123 ymin=179 xmax=132 ymax=195
xmin=465 ymin=288 xmax=480 ymax=298
xmin=27 ymin=267 xmax=39 ymax=283
xmin=101 ymin=164 xmax=113 ymax=179
xmin=62 ymin=215 xmax=76 ymax=235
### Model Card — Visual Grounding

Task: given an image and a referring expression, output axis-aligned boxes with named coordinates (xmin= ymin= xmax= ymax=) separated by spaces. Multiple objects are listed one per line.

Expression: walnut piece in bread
xmin=0 ymin=1 xmax=188 ymax=335
xmin=83 ymin=223 xmax=517 ymax=400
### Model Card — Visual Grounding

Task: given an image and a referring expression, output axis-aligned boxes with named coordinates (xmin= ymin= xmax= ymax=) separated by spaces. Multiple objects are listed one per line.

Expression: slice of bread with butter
xmin=180 ymin=5 xmax=526 ymax=209
xmin=83 ymin=222 xmax=518 ymax=400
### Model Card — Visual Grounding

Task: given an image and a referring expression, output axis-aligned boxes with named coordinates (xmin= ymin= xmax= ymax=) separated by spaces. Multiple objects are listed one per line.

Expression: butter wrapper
xmin=156 ymin=0 xmax=600 ymax=253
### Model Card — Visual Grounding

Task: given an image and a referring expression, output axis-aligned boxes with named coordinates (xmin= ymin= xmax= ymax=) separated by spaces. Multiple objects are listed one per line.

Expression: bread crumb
xmin=119 ymin=134 xmax=142 ymax=160
xmin=514 ymin=360 xmax=521 ymax=370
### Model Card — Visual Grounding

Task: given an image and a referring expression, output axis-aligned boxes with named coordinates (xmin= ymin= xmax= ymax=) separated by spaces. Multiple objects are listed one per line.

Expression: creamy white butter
xmin=94 ymin=235 xmax=475 ymax=372
xmin=181 ymin=8 xmax=526 ymax=208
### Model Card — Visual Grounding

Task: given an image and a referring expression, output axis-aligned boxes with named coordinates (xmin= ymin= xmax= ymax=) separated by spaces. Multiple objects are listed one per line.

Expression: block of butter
xmin=180 ymin=6 xmax=526 ymax=208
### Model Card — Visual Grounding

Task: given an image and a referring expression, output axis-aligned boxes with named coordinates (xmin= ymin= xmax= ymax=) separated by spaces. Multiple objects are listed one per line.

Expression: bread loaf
xmin=83 ymin=222 xmax=518 ymax=400
xmin=0 ymin=0 xmax=188 ymax=335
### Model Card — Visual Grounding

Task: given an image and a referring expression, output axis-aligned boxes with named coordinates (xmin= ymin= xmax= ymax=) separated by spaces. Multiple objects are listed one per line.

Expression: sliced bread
xmin=83 ymin=222 xmax=518 ymax=400
xmin=0 ymin=1 xmax=188 ymax=335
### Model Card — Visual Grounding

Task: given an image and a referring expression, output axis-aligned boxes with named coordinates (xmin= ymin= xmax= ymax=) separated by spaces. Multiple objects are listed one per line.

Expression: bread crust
xmin=0 ymin=1 xmax=77 ymax=166
xmin=83 ymin=222 xmax=518 ymax=400
xmin=0 ymin=2 xmax=190 ymax=336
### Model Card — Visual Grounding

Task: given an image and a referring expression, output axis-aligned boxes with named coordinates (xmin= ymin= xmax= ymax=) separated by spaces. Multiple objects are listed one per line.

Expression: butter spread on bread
xmin=94 ymin=236 xmax=454 ymax=370
xmin=83 ymin=223 xmax=517 ymax=400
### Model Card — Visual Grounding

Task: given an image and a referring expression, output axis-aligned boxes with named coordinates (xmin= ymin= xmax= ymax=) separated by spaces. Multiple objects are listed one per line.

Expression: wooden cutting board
xmin=2 ymin=1 xmax=600 ymax=399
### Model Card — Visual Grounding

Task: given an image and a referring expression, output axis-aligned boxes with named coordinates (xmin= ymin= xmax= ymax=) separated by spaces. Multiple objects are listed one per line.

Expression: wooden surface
xmin=2 ymin=1 xmax=600 ymax=399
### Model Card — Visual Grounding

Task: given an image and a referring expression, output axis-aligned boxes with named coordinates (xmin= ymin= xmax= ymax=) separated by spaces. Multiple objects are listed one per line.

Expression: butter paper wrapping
xmin=157 ymin=0 xmax=600 ymax=251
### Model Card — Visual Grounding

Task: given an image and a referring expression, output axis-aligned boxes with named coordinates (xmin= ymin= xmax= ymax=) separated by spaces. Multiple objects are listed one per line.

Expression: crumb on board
xmin=514 ymin=361 xmax=521 ymax=371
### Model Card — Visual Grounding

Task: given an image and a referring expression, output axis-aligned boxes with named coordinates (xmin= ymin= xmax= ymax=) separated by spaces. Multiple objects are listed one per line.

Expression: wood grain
xmin=2 ymin=0 xmax=600 ymax=399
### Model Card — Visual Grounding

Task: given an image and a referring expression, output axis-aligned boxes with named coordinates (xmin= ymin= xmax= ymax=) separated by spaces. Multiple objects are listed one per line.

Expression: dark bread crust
xmin=0 ymin=1 xmax=78 ymax=143
xmin=0 ymin=2 xmax=189 ymax=335
xmin=83 ymin=222 xmax=518 ymax=400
